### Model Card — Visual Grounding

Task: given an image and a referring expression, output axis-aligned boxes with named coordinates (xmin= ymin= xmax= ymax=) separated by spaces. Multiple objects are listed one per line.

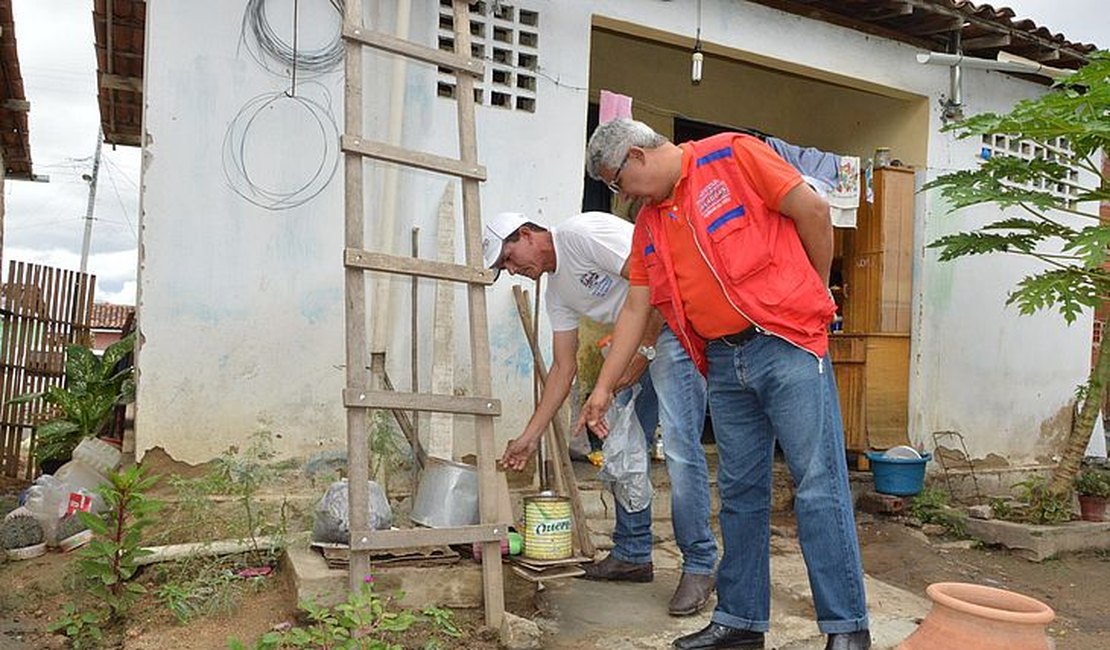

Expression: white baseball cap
xmin=481 ymin=211 xmax=532 ymax=272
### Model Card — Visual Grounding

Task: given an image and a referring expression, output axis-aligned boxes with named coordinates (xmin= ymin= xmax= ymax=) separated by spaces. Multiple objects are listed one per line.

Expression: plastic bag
xmin=596 ymin=386 xmax=653 ymax=513
xmin=23 ymin=474 xmax=69 ymax=545
xmin=312 ymin=479 xmax=392 ymax=544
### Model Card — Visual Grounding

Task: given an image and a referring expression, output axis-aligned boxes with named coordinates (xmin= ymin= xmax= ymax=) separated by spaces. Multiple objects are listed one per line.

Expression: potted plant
xmin=10 ymin=333 xmax=135 ymax=473
xmin=1074 ymin=468 xmax=1110 ymax=522
xmin=1 ymin=512 xmax=47 ymax=560
xmin=56 ymin=513 xmax=92 ymax=552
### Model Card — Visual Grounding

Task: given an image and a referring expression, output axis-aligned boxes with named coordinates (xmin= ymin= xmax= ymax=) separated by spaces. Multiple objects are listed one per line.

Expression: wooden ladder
xmin=340 ymin=0 xmax=507 ymax=627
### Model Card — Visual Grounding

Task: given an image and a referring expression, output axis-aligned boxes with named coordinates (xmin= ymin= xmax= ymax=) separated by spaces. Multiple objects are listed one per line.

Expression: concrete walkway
xmin=536 ymin=535 xmax=927 ymax=649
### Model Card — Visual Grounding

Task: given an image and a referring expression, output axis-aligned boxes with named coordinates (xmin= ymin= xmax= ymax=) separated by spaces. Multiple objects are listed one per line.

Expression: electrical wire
xmin=240 ymin=0 xmax=344 ymax=76
xmin=221 ymin=81 xmax=340 ymax=211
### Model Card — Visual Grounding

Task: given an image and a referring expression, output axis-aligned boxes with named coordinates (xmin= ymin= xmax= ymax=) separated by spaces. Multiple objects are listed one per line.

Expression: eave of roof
xmin=0 ymin=0 xmax=33 ymax=180
xmin=93 ymin=0 xmax=144 ymax=147
xmin=744 ymin=0 xmax=1096 ymax=75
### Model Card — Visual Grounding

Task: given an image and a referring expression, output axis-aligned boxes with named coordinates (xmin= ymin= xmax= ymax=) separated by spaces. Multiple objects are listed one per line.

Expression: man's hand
xmin=613 ymin=353 xmax=649 ymax=394
xmin=577 ymin=387 xmax=616 ymax=438
xmin=500 ymin=434 xmax=540 ymax=472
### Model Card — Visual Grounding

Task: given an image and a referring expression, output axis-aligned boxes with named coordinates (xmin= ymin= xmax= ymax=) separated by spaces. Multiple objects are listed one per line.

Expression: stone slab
xmin=964 ymin=518 xmax=1110 ymax=561
xmin=282 ymin=543 xmax=483 ymax=609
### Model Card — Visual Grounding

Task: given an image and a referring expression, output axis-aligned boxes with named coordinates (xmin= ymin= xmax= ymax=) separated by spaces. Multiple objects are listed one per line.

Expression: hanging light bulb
xmin=692 ymin=42 xmax=703 ymax=85
xmin=691 ymin=0 xmax=703 ymax=85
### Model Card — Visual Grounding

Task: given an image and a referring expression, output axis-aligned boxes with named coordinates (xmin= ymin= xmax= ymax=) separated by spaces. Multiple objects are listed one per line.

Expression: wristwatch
xmin=637 ymin=344 xmax=656 ymax=361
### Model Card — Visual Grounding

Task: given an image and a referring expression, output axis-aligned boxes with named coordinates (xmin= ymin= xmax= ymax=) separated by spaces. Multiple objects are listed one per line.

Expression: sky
xmin=1 ymin=0 xmax=1106 ymax=307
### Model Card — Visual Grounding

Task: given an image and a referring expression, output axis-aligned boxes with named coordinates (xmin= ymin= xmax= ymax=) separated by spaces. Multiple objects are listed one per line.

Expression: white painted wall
xmin=137 ymin=0 xmax=1094 ymax=466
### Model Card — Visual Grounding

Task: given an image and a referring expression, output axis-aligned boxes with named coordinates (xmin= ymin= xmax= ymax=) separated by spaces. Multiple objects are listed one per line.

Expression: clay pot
xmin=899 ymin=582 xmax=1054 ymax=650
xmin=1078 ymin=494 xmax=1106 ymax=522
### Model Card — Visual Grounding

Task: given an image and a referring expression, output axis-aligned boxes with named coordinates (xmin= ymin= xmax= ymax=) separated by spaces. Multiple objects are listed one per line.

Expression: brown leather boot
xmin=668 ymin=572 xmax=716 ymax=616
xmin=581 ymin=554 xmax=653 ymax=582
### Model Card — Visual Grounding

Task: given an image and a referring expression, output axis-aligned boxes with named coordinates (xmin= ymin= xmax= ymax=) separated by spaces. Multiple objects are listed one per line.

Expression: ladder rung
xmin=348 ymin=523 xmax=508 ymax=551
xmin=342 ymin=25 xmax=485 ymax=78
xmin=341 ymin=135 xmax=486 ymax=181
xmin=345 ymin=248 xmax=495 ymax=285
xmin=344 ymin=389 xmax=501 ymax=416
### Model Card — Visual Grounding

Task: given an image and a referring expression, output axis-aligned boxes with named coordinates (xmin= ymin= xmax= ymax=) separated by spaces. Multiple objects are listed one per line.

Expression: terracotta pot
xmin=1078 ymin=494 xmax=1106 ymax=522
xmin=898 ymin=582 xmax=1054 ymax=650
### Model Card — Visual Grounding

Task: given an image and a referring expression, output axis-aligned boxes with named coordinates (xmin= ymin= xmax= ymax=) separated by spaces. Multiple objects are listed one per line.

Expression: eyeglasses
xmin=606 ymin=152 xmax=631 ymax=194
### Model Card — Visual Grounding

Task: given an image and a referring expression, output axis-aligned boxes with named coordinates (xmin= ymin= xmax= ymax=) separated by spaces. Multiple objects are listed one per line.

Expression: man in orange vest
xmin=581 ymin=118 xmax=870 ymax=650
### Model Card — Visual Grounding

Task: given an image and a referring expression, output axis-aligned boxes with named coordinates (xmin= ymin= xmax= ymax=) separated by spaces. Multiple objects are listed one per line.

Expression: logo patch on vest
xmin=696 ymin=179 xmax=731 ymax=217
xmin=579 ymin=271 xmax=615 ymax=298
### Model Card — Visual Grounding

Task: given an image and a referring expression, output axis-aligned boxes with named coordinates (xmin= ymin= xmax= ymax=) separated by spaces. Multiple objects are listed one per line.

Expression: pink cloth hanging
xmin=599 ymin=90 xmax=633 ymax=123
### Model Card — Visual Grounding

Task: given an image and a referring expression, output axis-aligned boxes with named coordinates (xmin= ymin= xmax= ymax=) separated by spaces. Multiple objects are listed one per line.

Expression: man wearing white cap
xmin=484 ymin=210 xmax=717 ymax=616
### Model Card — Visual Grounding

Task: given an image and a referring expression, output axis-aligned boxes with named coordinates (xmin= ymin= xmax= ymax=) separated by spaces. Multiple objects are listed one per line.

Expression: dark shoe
xmin=668 ymin=572 xmax=716 ymax=616
xmin=581 ymin=554 xmax=653 ymax=583
xmin=824 ymin=630 xmax=871 ymax=650
xmin=673 ymin=623 xmax=764 ymax=649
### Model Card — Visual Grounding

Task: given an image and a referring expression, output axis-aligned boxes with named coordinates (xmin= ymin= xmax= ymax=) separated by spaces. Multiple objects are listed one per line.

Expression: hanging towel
xmin=599 ymin=90 xmax=633 ymax=123
xmin=767 ymin=136 xmax=859 ymax=229
xmin=829 ymin=156 xmax=860 ymax=228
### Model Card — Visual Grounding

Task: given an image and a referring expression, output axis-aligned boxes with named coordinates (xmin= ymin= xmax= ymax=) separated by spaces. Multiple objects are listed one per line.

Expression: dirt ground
xmin=3 ymin=504 xmax=1108 ymax=648
xmin=858 ymin=517 xmax=1110 ymax=650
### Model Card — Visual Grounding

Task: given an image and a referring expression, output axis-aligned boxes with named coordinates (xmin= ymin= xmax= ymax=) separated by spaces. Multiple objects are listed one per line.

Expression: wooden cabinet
xmin=831 ymin=167 xmax=915 ymax=462
xmin=843 ymin=167 xmax=915 ymax=334
xmin=830 ymin=334 xmax=911 ymax=458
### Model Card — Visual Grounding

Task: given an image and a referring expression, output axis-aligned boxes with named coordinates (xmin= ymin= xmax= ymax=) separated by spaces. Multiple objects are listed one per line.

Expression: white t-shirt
xmin=545 ymin=212 xmax=632 ymax=332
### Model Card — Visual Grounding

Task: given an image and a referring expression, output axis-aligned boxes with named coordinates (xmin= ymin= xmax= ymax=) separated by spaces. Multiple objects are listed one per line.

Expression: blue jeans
xmin=610 ymin=327 xmax=717 ymax=576
xmin=706 ymin=334 xmax=868 ymax=635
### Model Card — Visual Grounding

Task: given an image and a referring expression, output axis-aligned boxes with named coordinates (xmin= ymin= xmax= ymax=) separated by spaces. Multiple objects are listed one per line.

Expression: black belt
xmin=713 ymin=327 xmax=760 ymax=347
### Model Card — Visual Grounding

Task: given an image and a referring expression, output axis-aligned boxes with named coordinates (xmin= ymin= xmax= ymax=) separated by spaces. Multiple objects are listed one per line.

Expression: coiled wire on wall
xmin=240 ymin=0 xmax=345 ymax=75
xmin=221 ymin=82 xmax=340 ymax=211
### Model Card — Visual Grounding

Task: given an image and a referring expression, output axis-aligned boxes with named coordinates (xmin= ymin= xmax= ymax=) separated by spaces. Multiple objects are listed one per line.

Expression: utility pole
xmin=79 ymin=130 xmax=103 ymax=274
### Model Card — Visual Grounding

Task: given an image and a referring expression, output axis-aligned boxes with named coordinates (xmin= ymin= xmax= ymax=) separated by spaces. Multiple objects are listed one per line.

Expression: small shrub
xmin=1013 ymin=476 xmax=1073 ymax=525
xmin=77 ymin=465 xmax=162 ymax=621
xmin=909 ymin=487 xmax=968 ymax=537
xmin=1074 ymin=468 xmax=1110 ymax=498
xmin=0 ymin=513 xmax=45 ymax=549
xmin=57 ymin=513 xmax=89 ymax=542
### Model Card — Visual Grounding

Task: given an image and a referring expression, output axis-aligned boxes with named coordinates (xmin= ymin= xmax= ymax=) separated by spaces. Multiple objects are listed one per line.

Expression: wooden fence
xmin=0 ymin=261 xmax=95 ymax=479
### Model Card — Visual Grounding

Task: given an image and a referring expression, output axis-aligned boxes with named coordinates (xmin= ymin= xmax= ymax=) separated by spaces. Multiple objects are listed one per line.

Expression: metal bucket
xmin=410 ymin=457 xmax=479 ymax=528
xmin=523 ymin=495 xmax=572 ymax=560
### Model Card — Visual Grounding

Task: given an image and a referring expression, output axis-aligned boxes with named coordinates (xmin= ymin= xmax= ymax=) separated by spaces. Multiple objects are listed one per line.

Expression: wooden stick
xmin=512 ymin=285 xmax=595 ymax=558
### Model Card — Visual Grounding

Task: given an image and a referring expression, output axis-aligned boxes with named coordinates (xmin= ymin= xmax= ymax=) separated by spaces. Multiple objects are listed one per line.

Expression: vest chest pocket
xmin=705 ymin=205 xmax=771 ymax=283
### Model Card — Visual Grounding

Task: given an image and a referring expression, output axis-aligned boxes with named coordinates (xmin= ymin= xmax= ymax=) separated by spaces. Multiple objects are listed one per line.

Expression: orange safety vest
xmin=633 ymin=133 xmax=836 ymax=373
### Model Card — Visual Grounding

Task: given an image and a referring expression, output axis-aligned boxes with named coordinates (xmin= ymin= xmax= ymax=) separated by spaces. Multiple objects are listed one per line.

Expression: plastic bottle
xmin=54 ymin=438 xmax=122 ymax=513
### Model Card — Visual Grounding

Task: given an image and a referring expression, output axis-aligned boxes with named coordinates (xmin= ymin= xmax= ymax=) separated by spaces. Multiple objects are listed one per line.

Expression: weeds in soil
xmin=152 ymin=431 xmax=291 ymax=623
xmin=1012 ymin=476 xmax=1073 ymax=525
xmin=909 ymin=486 xmax=968 ymax=537
xmin=154 ymin=560 xmax=268 ymax=623
xmin=209 ymin=431 xmax=286 ymax=555
xmin=48 ymin=602 xmax=105 ymax=650
xmin=228 ymin=582 xmax=463 ymax=650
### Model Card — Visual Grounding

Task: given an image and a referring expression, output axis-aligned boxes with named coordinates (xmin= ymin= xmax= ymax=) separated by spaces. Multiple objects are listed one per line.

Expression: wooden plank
xmin=429 ymin=184 xmax=458 ymax=460
xmin=340 ymin=135 xmax=486 ymax=181
xmin=342 ymin=0 xmax=372 ymax=594
xmin=341 ymin=24 xmax=485 ymax=77
xmin=452 ymin=0 xmax=505 ymax=629
xmin=864 ymin=336 xmax=911 ymax=449
xmin=347 ymin=523 xmax=508 ymax=551
xmin=99 ymin=73 xmax=142 ymax=93
xmin=344 ymin=248 xmax=494 ymax=285
xmin=962 ymin=33 xmax=1011 ymax=51
xmin=344 ymin=389 xmax=501 ymax=416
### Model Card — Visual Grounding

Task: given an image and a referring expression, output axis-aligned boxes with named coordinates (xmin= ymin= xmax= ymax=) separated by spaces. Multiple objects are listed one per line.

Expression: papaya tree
xmin=925 ymin=51 xmax=1110 ymax=496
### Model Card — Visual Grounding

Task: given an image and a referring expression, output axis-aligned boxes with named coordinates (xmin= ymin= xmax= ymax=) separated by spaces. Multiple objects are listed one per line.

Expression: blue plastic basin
xmin=866 ymin=451 xmax=932 ymax=496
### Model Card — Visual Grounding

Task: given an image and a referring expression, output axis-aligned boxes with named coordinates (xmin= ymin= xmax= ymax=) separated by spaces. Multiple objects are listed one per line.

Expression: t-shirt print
xmin=579 ymin=271 xmax=615 ymax=298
